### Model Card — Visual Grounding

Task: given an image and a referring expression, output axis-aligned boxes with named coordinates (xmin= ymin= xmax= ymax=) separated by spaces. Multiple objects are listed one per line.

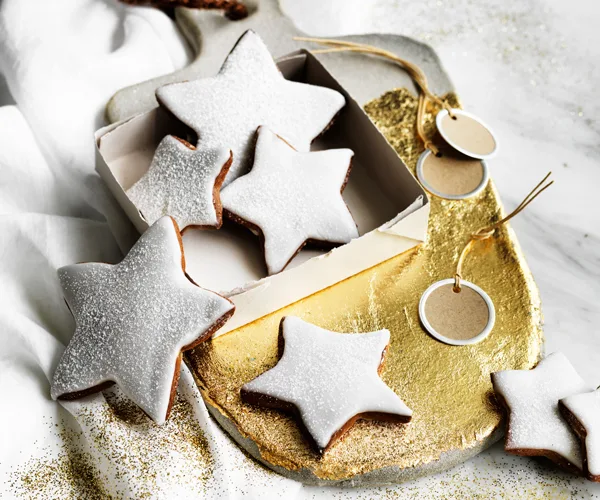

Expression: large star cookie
xmin=51 ymin=216 xmax=234 ymax=424
xmin=560 ymin=389 xmax=600 ymax=481
xmin=126 ymin=136 xmax=232 ymax=230
xmin=241 ymin=316 xmax=412 ymax=453
xmin=221 ymin=127 xmax=358 ymax=275
xmin=491 ymin=352 xmax=593 ymax=474
xmin=155 ymin=30 xmax=346 ymax=185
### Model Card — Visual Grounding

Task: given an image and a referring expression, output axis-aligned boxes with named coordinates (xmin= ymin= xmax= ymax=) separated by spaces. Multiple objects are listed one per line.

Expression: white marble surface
xmin=0 ymin=0 xmax=598 ymax=497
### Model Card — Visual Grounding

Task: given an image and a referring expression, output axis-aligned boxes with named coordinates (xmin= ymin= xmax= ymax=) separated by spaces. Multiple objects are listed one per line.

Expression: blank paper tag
xmin=419 ymin=279 xmax=495 ymax=346
xmin=436 ymin=109 xmax=498 ymax=160
xmin=416 ymin=149 xmax=488 ymax=200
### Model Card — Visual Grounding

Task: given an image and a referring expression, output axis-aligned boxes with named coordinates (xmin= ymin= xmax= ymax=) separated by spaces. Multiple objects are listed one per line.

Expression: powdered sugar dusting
xmin=126 ymin=135 xmax=231 ymax=229
xmin=155 ymin=30 xmax=346 ymax=185
xmin=242 ymin=316 xmax=412 ymax=451
xmin=51 ymin=217 xmax=234 ymax=424
xmin=492 ymin=352 xmax=592 ymax=469
xmin=561 ymin=389 xmax=600 ymax=476
xmin=221 ymin=127 xmax=358 ymax=275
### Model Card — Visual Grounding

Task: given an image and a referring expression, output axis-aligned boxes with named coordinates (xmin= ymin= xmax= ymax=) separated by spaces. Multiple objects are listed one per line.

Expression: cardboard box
xmin=95 ymin=50 xmax=429 ymax=336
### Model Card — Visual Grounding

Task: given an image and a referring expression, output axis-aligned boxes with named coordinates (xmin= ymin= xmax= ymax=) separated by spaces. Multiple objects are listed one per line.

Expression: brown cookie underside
xmin=118 ymin=0 xmax=249 ymax=22
xmin=240 ymin=318 xmax=411 ymax=454
xmin=559 ymin=401 xmax=600 ymax=482
xmin=490 ymin=374 xmax=584 ymax=476
xmin=57 ymin=217 xmax=235 ymax=423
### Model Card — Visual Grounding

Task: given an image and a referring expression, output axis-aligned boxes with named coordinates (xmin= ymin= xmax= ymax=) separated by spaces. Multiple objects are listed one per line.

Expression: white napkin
xmin=0 ymin=1 xmax=297 ymax=497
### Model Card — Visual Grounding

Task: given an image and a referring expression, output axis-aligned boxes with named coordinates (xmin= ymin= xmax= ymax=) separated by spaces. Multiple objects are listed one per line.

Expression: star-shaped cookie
xmin=126 ymin=135 xmax=232 ymax=230
xmin=491 ymin=352 xmax=593 ymax=474
xmin=51 ymin=216 xmax=234 ymax=424
xmin=221 ymin=127 xmax=358 ymax=275
xmin=241 ymin=316 xmax=413 ymax=453
xmin=155 ymin=30 xmax=346 ymax=185
xmin=560 ymin=389 xmax=600 ymax=481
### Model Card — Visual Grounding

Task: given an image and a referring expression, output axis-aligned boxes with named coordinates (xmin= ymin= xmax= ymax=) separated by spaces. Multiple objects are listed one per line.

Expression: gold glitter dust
xmin=333 ymin=453 xmax=593 ymax=499
xmin=8 ymin=418 xmax=108 ymax=499
xmin=187 ymin=88 xmax=544 ymax=482
xmin=8 ymin=448 xmax=108 ymax=499
xmin=9 ymin=389 xmax=213 ymax=498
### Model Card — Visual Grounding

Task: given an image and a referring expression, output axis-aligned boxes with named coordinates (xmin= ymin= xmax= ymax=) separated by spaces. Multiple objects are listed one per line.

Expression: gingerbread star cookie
xmin=51 ymin=216 xmax=234 ymax=424
xmin=491 ymin=352 xmax=593 ymax=474
xmin=221 ymin=127 xmax=358 ymax=275
xmin=155 ymin=30 xmax=346 ymax=185
xmin=241 ymin=316 xmax=412 ymax=453
xmin=126 ymin=135 xmax=232 ymax=230
xmin=560 ymin=389 xmax=600 ymax=481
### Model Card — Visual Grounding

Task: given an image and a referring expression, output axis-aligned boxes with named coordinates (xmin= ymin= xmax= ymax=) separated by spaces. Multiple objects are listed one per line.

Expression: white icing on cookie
xmin=155 ymin=30 xmax=346 ymax=185
xmin=491 ymin=352 xmax=593 ymax=470
xmin=241 ymin=316 xmax=412 ymax=452
xmin=126 ymin=135 xmax=231 ymax=229
xmin=561 ymin=389 xmax=600 ymax=477
xmin=51 ymin=217 xmax=234 ymax=424
xmin=221 ymin=127 xmax=358 ymax=275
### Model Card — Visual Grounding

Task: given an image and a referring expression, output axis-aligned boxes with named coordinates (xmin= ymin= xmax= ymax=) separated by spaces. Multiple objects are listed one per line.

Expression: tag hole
xmin=452 ymin=286 xmax=461 ymax=294
xmin=435 ymin=152 xmax=443 ymax=158
xmin=451 ymin=115 xmax=457 ymax=120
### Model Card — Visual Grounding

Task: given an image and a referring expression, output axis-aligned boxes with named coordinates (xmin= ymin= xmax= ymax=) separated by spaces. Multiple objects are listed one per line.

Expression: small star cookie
xmin=491 ymin=352 xmax=593 ymax=474
xmin=221 ymin=127 xmax=358 ymax=275
xmin=156 ymin=30 xmax=346 ymax=185
xmin=241 ymin=316 xmax=413 ymax=453
xmin=560 ymin=389 xmax=600 ymax=481
xmin=51 ymin=216 xmax=234 ymax=424
xmin=126 ymin=135 xmax=232 ymax=230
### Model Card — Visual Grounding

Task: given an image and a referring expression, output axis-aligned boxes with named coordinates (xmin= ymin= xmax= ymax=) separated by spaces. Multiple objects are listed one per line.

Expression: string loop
xmin=294 ymin=37 xmax=452 ymax=153
xmin=454 ymin=172 xmax=554 ymax=291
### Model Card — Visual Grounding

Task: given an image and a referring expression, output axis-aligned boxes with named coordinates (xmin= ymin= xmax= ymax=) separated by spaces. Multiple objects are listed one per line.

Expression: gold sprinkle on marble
xmin=9 ymin=389 xmax=213 ymax=498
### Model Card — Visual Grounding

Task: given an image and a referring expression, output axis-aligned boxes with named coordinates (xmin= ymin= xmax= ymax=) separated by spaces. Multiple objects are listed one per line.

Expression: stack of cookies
xmin=492 ymin=352 xmax=600 ymax=483
xmin=127 ymin=30 xmax=359 ymax=276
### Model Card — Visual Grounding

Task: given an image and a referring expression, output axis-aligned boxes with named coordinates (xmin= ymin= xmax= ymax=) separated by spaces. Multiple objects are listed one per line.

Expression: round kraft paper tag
xmin=419 ymin=278 xmax=496 ymax=346
xmin=416 ymin=149 xmax=489 ymax=200
xmin=436 ymin=108 xmax=498 ymax=160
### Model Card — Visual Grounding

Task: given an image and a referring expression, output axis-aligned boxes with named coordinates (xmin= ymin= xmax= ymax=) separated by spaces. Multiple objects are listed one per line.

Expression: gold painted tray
xmin=186 ymin=89 xmax=544 ymax=486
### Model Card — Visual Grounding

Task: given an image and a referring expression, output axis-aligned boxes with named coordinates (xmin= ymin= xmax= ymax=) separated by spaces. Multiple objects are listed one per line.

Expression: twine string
xmin=453 ymin=172 xmax=554 ymax=291
xmin=294 ymin=37 xmax=453 ymax=153
xmin=417 ymin=92 xmax=440 ymax=156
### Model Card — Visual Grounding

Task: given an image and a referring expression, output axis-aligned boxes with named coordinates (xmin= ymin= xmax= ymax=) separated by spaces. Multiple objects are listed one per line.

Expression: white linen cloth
xmin=0 ymin=1 xmax=300 ymax=497
xmin=1 ymin=0 xmax=599 ymax=498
